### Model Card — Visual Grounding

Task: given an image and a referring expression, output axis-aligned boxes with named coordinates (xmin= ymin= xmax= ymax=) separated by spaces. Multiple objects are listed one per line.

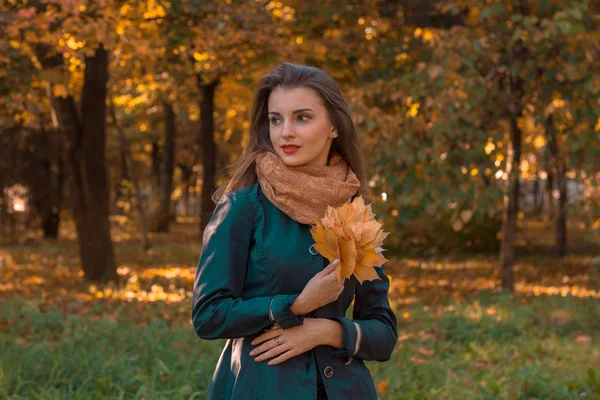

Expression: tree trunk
xmin=47 ymin=44 xmax=117 ymax=282
xmin=154 ymin=102 xmax=176 ymax=232
xmin=499 ymin=34 xmax=527 ymax=292
xmin=25 ymin=126 xmax=64 ymax=240
xmin=500 ymin=110 xmax=522 ymax=292
xmin=114 ymin=138 xmax=129 ymax=214
xmin=40 ymin=127 xmax=63 ymax=239
xmin=197 ymin=78 xmax=220 ymax=235
xmin=179 ymin=164 xmax=192 ymax=217
xmin=109 ymin=103 xmax=151 ymax=250
xmin=0 ymin=190 xmax=6 ymax=239
xmin=42 ymin=152 xmax=63 ymax=239
xmin=151 ymin=140 xmax=161 ymax=189
xmin=544 ymin=113 xmax=567 ymax=257
xmin=532 ymin=174 xmax=540 ymax=214
xmin=545 ymin=166 xmax=554 ymax=220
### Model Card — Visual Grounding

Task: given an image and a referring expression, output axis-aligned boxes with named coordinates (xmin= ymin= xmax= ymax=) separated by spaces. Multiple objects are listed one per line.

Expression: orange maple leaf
xmin=310 ymin=196 xmax=389 ymax=284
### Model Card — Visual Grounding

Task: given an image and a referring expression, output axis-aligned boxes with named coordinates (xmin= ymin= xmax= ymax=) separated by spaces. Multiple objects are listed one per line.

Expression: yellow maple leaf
xmin=310 ymin=196 xmax=389 ymax=284
xmin=310 ymin=223 xmax=338 ymax=263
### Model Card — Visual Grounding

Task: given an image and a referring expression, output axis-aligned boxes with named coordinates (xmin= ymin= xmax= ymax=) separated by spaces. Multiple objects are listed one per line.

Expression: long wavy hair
xmin=212 ymin=62 xmax=369 ymax=204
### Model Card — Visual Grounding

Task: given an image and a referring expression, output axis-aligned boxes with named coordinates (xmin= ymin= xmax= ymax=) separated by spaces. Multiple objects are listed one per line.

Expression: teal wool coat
xmin=192 ymin=183 xmax=398 ymax=400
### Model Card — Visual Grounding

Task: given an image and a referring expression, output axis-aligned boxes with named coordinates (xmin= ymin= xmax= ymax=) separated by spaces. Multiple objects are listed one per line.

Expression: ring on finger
xmin=274 ymin=337 xmax=281 ymax=346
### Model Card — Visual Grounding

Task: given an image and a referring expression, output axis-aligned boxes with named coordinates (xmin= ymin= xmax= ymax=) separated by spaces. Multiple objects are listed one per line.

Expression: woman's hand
xmin=291 ymin=259 xmax=344 ymax=315
xmin=250 ymin=318 xmax=343 ymax=365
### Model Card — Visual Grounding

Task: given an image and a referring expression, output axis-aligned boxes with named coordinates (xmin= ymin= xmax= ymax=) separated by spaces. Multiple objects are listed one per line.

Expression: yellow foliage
xmin=533 ymin=136 xmax=546 ymax=149
xmin=67 ymin=37 xmax=79 ymax=50
xmin=395 ymin=53 xmax=408 ymax=63
xmin=52 ymin=84 xmax=68 ymax=98
xmin=406 ymin=103 xmax=420 ymax=118
xmin=193 ymin=52 xmax=208 ymax=62
xmin=467 ymin=8 xmax=481 ymax=25
xmin=422 ymin=29 xmax=434 ymax=42
xmin=120 ymin=4 xmax=131 ymax=16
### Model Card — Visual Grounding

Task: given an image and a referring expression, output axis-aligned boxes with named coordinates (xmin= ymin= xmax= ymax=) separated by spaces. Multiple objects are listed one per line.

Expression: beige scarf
xmin=255 ymin=151 xmax=361 ymax=225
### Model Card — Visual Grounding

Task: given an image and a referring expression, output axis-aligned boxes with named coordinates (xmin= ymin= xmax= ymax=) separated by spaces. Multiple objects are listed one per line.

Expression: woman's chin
xmin=278 ymin=152 xmax=305 ymax=166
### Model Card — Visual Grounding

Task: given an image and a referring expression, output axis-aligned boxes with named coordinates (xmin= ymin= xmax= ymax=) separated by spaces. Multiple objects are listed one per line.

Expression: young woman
xmin=192 ymin=62 xmax=398 ymax=400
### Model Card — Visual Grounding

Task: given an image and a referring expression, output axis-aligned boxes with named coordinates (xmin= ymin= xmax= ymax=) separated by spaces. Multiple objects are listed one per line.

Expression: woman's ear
xmin=329 ymin=126 xmax=338 ymax=139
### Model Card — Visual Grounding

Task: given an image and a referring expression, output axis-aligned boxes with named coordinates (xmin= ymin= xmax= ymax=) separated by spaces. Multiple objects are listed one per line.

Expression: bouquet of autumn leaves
xmin=310 ymin=196 xmax=389 ymax=284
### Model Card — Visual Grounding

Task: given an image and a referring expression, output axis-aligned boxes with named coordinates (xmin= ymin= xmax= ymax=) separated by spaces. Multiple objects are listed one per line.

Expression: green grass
xmin=1 ymin=294 xmax=599 ymax=400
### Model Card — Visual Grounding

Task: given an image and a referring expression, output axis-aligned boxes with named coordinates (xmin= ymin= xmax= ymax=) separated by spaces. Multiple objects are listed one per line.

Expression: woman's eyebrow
xmin=268 ymin=108 xmax=314 ymax=115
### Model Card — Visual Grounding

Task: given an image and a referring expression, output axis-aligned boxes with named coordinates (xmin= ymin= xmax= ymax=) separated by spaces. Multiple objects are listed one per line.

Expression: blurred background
xmin=1 ymin=1 xmax=599 ymax=399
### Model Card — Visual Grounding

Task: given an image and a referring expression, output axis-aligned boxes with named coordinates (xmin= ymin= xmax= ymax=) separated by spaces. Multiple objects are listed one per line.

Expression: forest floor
xmin=1 ymin=217 xmax=599 ymax=399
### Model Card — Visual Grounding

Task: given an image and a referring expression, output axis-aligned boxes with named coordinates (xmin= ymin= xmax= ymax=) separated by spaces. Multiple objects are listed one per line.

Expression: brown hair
xmin=212 ymin=62 xmax=369 ymax=204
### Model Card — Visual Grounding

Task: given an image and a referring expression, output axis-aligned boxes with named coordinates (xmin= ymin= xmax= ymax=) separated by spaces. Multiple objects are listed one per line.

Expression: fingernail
xmin=249 ymin=351 xmax=255 ymax=356
xmin=333 ymin=259 xmax=340 ymax=265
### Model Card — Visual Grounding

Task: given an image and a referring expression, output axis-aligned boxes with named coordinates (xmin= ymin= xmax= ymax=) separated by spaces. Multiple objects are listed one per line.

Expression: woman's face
xmin=268 ymin=86 xmax=337 ymax=167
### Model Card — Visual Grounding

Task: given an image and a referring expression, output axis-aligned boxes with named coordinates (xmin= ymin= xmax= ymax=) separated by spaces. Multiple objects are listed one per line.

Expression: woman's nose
xmin=281 ymin=120 xmax=295 ymax=138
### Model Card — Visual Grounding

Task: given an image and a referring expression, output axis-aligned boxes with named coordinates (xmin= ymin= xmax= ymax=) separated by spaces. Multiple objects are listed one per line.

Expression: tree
xmin=4 ymin=2 xmax=118 ymax=281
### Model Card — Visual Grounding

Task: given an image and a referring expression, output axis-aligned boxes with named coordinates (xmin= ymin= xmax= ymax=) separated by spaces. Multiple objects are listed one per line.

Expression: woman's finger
xmin=267 ymin=349 xmax=298 ymax=366
xmin=254 ymin=341 xmax=290 ymax=362
xmin=249 ymin=337 xmax=280 ymax=357
xmin=321 ymin=259 xmax=340 ymax=276
xmin=251 ymin=328 xmax=283 ymax=346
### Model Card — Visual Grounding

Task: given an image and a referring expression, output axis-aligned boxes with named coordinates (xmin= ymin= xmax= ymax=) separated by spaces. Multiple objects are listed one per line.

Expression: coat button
xmin=324 ymin=366 xmax=334 ymax=378
xmin=309 ymin=245 xmax=319 ymax=256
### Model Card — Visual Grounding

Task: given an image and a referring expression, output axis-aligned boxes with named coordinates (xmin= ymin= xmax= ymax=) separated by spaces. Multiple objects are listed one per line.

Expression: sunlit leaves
xmin=310 ymin=196 xmax=389 ymax=284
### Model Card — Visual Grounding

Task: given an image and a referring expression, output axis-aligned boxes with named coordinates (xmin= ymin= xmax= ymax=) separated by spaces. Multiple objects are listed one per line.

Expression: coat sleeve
xmin=191 ymin=188 xmax=303 ymax=340
xmin=326 ymin=266 xmax=398 ymax=362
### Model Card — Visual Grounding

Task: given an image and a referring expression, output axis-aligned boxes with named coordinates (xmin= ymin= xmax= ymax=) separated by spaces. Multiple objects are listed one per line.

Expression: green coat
xmin=192 ymin=183 xmax=398 ymax=399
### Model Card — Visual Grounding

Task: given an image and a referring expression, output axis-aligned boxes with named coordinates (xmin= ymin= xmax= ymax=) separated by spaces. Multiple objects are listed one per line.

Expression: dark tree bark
xmin=19 ymin=126 xmax=64 ymax=239
xmin=197 ymin=77 xmax=220 ymax=234
xmin=544 ymin=113 xmax=567 ymax=257
xmin=500 ymin=3 xmax=528 ymax=292
xmin=151 ymin=140 xmax=161 ymax=189
xmin=500 ymin=102 xmax=522 ymax=292
xmin=46 ymin=44 xmax=117 ymax=282
xmin=545 ymin=162 xmax=555 ymax=220
xmin=178 ymin=163 xmax=192 ymax=217
xmin=532 ymin=174 xmax=541 ymax=214
xmin=40 ymin=149 xmax=63 ymax=239
xmin=38 ymin=127 xmax=63 ymax=239
xmin=153 ymin=102 xmax=176 ymax=232
xmin=0 ymin=190 xmax=7 ymax=239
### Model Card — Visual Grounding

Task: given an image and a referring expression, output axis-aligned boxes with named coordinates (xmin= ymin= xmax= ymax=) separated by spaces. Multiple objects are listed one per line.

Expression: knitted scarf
xmin=255 ymin=151 xmax=361 ymax=225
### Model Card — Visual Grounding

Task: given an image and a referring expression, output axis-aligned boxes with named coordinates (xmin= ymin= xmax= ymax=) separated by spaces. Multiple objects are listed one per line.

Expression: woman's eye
xmin=270 ymin=118 xmax=281 ymax=125
xmin=298 ymin=115 xmax=310 ymax=122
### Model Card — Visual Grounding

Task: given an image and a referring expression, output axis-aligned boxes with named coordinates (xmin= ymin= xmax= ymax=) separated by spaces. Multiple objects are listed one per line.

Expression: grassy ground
xmin=1 ymin=218 xmax=599 ymax=399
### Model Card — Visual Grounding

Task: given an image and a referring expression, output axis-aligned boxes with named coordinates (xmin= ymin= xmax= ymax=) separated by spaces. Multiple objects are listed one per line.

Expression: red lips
xmin=281 ymin=144 xmax=301 ymax=154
